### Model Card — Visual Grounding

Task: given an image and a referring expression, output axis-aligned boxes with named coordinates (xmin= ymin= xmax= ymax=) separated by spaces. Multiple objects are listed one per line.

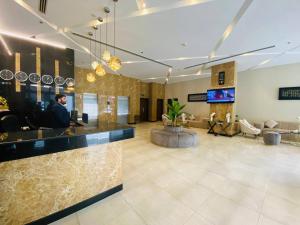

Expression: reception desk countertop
xmin=0 ymin=121 xmax=134 ymax=162
xmin=0 ymin=121 xmax=134 ymax=225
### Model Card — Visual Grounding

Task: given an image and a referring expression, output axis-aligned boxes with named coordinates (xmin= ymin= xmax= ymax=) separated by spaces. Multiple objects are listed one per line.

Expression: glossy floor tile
xmin=51 ymin=122 xmax=300 ymax=225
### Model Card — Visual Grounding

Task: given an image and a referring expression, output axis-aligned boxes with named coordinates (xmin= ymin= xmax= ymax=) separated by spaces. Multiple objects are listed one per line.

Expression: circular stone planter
xmin=150 ymin=127 xmax=198 ymax=148
xmin=163 ymin=125 xmax=183 ymax=133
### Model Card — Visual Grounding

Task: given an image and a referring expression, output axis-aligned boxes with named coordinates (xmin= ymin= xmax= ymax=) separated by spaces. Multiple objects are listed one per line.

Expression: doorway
xmin=156 ymin=99 xmax=164 ymax=121
xmin=140 ymin=98 xmax=149 ymax=122
xmin=117 ymin=96 xmax=129 ymax=124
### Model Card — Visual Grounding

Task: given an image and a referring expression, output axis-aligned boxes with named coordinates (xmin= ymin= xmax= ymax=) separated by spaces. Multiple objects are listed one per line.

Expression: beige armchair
xmin=239 ymin=119 xmax=261 ymax=137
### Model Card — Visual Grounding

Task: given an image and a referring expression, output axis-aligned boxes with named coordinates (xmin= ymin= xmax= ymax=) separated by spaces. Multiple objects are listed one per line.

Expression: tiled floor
xmin=51 ymin=122 xmax=300 ymax=225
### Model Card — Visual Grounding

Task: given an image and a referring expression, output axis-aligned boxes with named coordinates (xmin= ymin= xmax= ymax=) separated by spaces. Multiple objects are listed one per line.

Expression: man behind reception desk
xmin=48 ymin=94 xmax=70 ymax=128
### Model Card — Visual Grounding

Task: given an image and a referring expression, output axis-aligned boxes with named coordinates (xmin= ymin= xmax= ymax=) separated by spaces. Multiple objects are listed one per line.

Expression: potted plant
xmin=165 ymin=99 xmax=185 ymax=132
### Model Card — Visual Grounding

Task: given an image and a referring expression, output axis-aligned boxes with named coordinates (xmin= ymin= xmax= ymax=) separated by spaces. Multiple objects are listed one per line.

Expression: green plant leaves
xmin=166 ymin=100 xmax=185 ymax=126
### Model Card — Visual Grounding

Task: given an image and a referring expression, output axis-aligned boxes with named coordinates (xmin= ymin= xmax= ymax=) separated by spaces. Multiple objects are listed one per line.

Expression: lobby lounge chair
xmin=239 ymin=119 xmax=261 ymax=137
xmin=162 ymin=114 xmax=171 ymax=126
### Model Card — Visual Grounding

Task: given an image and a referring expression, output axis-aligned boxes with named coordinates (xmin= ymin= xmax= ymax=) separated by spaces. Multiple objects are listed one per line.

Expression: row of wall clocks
xmin=0 ymin=69 xmax=75 ymax=87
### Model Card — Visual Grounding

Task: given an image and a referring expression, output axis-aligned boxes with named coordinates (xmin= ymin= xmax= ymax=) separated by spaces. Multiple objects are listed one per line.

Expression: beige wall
xmin=165 ymin=77 xmax=210 ymax=117
xmin=166 ymin=63 xmax=300 ymax=123
xmin=236 ymin=63 xmax=300 ymax=122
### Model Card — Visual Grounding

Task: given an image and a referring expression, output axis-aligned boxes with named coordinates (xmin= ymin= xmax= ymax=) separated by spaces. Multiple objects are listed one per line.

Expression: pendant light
xmin=108 ymin=0 xmax=122 ymax=71
xmin=102 ymin=7 xmax=111 ymax=62
xmin=95 ymin=20 xmax=106 ymax=76
xmin=87 ymin=32 xmax=96 ymax=83
xmin=91 ymin=26 xmax=99 ymax=70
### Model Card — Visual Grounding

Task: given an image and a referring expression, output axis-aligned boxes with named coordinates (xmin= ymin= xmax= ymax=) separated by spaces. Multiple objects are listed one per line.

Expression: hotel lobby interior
xmin=1 ymin=0 xmax=300 ymax=225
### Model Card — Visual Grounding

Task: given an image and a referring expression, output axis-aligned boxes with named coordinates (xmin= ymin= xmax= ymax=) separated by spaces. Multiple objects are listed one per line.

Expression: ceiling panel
xmin=218 ymin=0 xmax=300 ymax=55
xmin=0 ymin=0 xmax=53 ymax=36
xmin=1 ymin=0 xmax=300 ymax=83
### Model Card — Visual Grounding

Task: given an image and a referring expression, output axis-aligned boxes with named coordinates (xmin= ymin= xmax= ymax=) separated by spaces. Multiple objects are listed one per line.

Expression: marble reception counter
xmin=0 ymin=122 xmax=134 ymax=225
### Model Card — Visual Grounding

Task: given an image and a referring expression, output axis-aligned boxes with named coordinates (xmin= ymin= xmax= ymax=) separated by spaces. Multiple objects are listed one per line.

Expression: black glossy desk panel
xmin=0 ymin=122 xmax=134 ymax=162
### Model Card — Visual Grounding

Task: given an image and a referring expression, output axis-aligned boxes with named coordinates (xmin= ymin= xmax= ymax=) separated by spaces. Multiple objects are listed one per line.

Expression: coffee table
xmin=280 ymin=131 xmax=300 ymax=144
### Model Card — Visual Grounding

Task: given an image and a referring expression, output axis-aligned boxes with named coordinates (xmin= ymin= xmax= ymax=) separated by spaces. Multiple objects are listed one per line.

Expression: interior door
xmin=140 ymin=98 xmax=149 ymax=122
xmin=156 ymin=99 xmax=164 ymax=121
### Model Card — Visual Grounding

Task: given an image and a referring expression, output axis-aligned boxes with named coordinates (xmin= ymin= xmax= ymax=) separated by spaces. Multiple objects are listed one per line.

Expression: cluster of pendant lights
xmin=87 ymin=0 xmax=121 ymax=82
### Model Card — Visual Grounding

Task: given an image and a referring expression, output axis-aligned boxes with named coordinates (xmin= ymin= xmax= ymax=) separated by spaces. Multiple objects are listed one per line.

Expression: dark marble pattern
xmin=0 ymin=121 xmax=134 ymax=162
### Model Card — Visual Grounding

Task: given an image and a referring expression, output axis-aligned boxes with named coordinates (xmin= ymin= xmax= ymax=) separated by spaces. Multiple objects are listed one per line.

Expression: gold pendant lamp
xmin=108 ymin=0 xmax=122 ymax=71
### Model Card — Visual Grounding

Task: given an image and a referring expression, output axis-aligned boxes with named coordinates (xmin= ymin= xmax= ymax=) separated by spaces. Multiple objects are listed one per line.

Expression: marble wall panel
xmin=0 ymin=142 xmax=122 ymax=225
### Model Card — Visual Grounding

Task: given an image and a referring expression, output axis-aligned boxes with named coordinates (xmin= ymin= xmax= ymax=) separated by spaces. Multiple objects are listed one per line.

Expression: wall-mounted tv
xmin=207 ymin=88 xmax=235 ymax=103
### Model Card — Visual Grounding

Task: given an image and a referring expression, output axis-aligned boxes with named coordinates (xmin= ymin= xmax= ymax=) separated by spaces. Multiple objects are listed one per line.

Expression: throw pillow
xmin=189 ymin=114 xmax=195 ymax=120
xmin=265 ymin=120 xmax=278 ymax=129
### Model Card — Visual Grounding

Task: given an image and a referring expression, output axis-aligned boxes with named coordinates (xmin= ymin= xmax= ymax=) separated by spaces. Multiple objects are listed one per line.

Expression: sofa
xmin=186 ymin=115 xmax=209 ymax=129
xmin=253 ymin=120 xmax=299 ymax=135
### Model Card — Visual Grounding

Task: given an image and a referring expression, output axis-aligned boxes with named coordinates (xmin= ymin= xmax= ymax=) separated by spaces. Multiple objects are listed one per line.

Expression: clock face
xmin=29 ymin=73 xmax=41 ymax=83
xmin=42 ymin=75 xmax=54 ymax=85
xmin=15 ymin=71 xmax=28 ymax=82
xmin=0 ymin=69 xmax=14 ymax=81
xmin=65 ymin=78 xmax=75 ymax=87
xmin=54 ymin=76 xmax=65 ymax=86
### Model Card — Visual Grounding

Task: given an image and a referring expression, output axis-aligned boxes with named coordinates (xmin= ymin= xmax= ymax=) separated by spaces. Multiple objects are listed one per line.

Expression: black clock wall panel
xmin=0 ymin=35 xmax=74 ymax=123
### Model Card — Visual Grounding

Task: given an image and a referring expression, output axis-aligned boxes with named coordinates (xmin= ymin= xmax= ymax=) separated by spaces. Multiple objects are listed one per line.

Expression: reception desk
xmin=0 ymin=122 xmax=134 ymax=225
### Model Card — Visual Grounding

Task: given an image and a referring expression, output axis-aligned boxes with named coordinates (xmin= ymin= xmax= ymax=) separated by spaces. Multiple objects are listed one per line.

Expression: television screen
xmin=207 ymin=88 xmax=235 ymax=103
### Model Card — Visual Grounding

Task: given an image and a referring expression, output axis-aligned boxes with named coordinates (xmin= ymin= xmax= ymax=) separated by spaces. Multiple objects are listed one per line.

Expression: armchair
xmin=239 ymin=119 xmax=261 ymax=137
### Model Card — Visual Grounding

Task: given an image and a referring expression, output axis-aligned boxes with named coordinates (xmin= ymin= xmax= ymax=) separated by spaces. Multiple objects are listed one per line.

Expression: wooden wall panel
xmin=75 ymin=67 xmax=146 ymax=124
xmin=15 ymin=53 xmax=21 ymax=92
xmin=210 ymin=61 xmax=238 ymax=135
xmin=140 ymin=82 xmax=150 ymax=98
xmin=211 ymin=61 xmax=236 ymax=89
xmin=149 ymin=83 xmax=165 ymax=121
xmin=36 ymin=47 xmax=41 ymax=102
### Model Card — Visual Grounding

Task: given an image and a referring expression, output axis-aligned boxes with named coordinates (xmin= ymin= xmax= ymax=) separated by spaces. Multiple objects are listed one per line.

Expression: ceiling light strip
xmin=248 ymin=44 xmax=300 ymax=71
xmin=144 ymin=72 xmax=211 ymax=80
xmin=67 ymin=0 xmax=216 ymax=32
xmin=0 ymin=35 xmax=13 ymax=56
xmin=12 ymin=0 xmax=101 ymax=62
xmin=208 ymin=0 xmax=254 ymax=60
xmin=72 ymin=32 xmax=173 ymax=68
xmin=184 ymin=45 xmax=275 ymax=69
xmin=0 ymin=30 xmax=66 ymax=49
xmin=191 ymin=0 xmax=254 ymax=74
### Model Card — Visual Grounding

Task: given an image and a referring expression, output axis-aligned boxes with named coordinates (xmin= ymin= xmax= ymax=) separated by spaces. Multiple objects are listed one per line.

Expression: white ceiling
xmin=0 ymin=0 xmax=300 ymax=83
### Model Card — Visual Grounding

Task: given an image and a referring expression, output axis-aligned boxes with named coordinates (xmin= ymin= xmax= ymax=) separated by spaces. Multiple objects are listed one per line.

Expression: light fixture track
xmin=72 ymin=32 xmax=173 ymax=68
xmin=184 ymin=45 xmax=276 ymax=69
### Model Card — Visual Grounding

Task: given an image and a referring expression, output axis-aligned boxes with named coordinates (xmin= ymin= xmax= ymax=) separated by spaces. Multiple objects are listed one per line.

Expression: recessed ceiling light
xmin=97 ymin=17 xmax=104 ymax=23
xmin=181 ymin=42 xmax=187 ymax=47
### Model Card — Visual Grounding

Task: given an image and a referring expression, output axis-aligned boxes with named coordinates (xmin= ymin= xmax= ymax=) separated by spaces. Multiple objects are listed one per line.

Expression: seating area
xmin=1 ymin=1 xmax=300 ymax=225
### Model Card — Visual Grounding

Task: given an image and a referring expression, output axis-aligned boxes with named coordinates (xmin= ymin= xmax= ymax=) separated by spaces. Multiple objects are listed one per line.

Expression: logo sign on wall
xmin=0 ymin=69 xmax=74 ymax=87
xmin=188 ymin=93 xmax=207 ymax=102
xmin=279 ymin=87 xmax=300 ymax=100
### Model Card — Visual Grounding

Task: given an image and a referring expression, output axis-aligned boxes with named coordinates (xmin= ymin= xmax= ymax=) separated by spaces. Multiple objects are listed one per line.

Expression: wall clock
xmin=29 ymin=73 xmax=41 ymax=83
xmin=65 ymin=78 xmax=75 ymax=87
xmin=42 ymin=75 xmax=54 ymax=85
xmin=0 ymin=69 xmax=14 ymax=81
xmin=54 ymin=76 xmax=65 ymax=86
xmin=15 ymin=71 xmax=28 ymax=82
